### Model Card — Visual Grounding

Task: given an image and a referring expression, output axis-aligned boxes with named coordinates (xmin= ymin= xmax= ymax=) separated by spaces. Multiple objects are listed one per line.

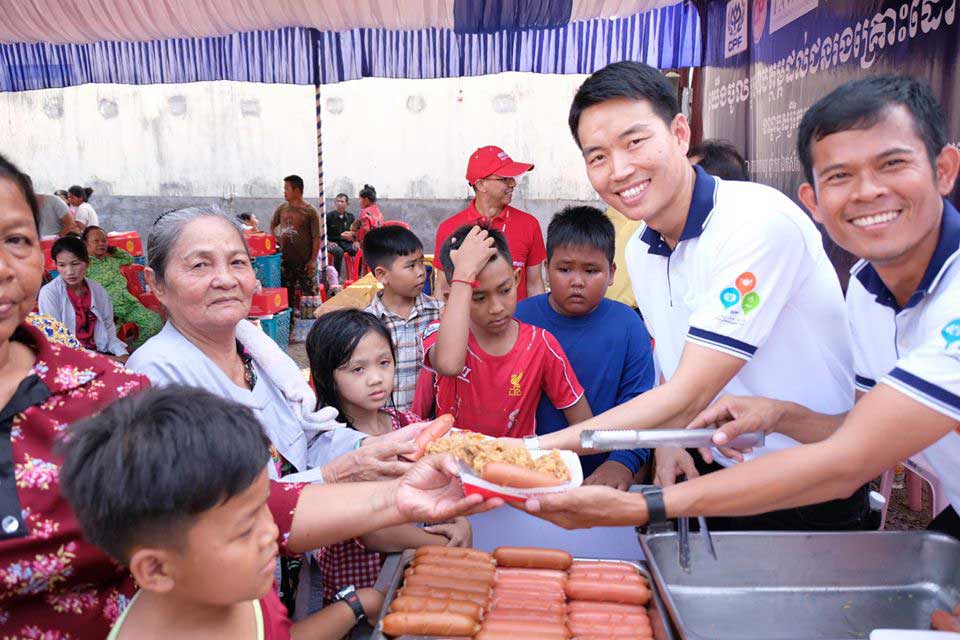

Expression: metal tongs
xmin=580 ymin=427 xmax=765 ymax=451
xmin=582 ymin=427 xmax=760 ymax=572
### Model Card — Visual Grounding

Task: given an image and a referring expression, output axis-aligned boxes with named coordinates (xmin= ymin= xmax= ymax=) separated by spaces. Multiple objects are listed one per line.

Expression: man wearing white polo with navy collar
xmin=525 ymin=61 xmax=865 ymax=531
xmin=523 ymin=75 xmax=960 ymax=549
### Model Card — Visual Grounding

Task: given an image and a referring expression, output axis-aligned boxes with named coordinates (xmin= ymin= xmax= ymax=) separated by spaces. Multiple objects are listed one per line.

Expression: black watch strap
xmin=641 ymin=486 xmax=670 ymax=531
xmin=339 ymin=589 xmax=366 ymax=624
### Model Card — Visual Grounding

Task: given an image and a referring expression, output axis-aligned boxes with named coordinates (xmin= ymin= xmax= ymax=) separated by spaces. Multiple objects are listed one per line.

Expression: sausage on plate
xmin=482 ymin=461 xmax=567 ymax=488
xmin=403 ymin=573 xmax=492 ymax=595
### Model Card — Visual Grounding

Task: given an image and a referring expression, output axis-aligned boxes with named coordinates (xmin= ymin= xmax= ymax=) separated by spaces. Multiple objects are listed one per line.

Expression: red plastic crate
xmin=246 ymin=232 xmax=278 ymax=257
xmin=108 ymin=231 xmax=144 ymax=256
xmin=249 ymin=288 xmax=289 ymax=316
xmin=41 ymin=237 xmax=56 ymax=271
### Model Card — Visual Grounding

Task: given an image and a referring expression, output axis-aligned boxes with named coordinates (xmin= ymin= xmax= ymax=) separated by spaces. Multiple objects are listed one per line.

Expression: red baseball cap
xmin=466 ymin=145 xmax=534 ymax=185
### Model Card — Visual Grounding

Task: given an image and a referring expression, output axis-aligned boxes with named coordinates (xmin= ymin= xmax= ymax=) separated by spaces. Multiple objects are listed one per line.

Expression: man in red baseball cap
xmin=431 ymin=145 xmax=546 ymax=300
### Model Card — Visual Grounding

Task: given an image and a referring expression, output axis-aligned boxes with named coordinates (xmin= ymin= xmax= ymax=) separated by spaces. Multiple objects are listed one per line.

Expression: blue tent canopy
xmin=0 ymin=1 xmax=701 ymax=92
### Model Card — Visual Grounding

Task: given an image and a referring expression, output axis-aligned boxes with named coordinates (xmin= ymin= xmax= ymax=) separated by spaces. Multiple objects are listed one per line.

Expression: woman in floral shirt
xmin=0 ymin=153 xmax=496 ymax=639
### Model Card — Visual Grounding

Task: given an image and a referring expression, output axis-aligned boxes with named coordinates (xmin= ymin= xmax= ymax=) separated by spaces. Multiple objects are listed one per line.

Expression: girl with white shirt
xmin=67 ymin=185 xmax=99 ymax=230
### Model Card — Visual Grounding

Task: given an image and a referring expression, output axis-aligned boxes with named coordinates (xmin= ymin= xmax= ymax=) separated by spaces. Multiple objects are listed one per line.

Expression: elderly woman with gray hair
xmin=127 ymin=207 xmax=422 ymax=484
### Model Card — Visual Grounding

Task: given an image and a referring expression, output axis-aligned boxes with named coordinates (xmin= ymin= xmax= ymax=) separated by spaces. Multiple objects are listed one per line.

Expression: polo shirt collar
xmin=854 ymin=198 xmax=960 ymax=312
xmin=468 ymin=199 xmax=511 ymax=224
xmin=639 ymin=165 xmax=718 ymax=257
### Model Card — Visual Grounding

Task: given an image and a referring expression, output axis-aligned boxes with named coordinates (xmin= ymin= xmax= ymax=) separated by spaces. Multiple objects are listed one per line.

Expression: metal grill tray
xmin=639 ymin=530 xmax=960 ymax=640
xmin=367 ymin=551 xmax=678 ymax=640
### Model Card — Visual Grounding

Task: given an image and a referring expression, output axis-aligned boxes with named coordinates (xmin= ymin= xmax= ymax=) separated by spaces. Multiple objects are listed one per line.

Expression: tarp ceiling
xmin=0 ymin=0 xmax=700 ymax=91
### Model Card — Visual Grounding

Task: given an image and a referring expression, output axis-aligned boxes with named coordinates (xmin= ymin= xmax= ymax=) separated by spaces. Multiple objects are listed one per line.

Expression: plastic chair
xmin=877 ymin=456 xmax=950 ymax=529
xmin=345 ymin=249 xmax=367 ymax=282
xmin=119 ymin=264 xmax=165 ymax=317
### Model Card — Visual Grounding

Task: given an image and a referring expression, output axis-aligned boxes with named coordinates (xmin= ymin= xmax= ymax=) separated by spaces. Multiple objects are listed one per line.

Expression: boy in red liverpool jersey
xmin=422 ymin=224 xmax=591 ymax=437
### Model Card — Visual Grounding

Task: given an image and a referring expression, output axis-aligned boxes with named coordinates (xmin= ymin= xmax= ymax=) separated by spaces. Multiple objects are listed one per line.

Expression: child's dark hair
xmin=687 ymin=139 xmax=749 ymax=181
xmin=306 ymin=309 xmax=397 ymax=421
xmin=438 ymin=223 xmax=512 ymax=282
xmin=52 ymin=235 xmax=89 ymax=263
xmin=546 ymin=206 xmax=614 ymax=265
xmin=0 ymin=154 xmax=40 ymax=232
xmin=58 ymin=386 xmax=271 ymax=563
xmin=363 ymin=225 xmax=423 ymax=272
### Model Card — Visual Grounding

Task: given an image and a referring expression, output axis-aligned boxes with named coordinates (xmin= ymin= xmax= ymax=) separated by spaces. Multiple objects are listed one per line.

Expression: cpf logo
xmin=724 ymin=0 xmax=748 ymax=58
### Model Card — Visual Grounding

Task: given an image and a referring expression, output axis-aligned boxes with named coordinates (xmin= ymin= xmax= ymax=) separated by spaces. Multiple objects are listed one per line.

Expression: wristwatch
xmin=333 ymin=585 xmax=367 ymax=625
xmin=640 ymin=486 xmax=672 ymax=534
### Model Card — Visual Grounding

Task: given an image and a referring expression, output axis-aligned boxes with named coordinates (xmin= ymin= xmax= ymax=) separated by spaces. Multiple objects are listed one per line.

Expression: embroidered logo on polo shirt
xmin=509 ymin=371 xmax=524 ymax=397
xmin=942 ymin=318 xmax=960 ymax=354
xmin=719 ymin=272 xmax=760 ymax=325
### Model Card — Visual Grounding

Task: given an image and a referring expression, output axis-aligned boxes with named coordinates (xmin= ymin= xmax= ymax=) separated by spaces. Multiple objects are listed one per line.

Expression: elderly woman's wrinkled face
xmin=152 ymin=217 xmax=257 ymax=334
xmin=85 ymin=228 xmax=109 ymax=258
xmin=0 ymin=179 xmax=43 ymax=342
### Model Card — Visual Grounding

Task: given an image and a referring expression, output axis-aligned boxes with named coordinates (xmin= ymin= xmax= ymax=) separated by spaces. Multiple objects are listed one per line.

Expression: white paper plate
xmin=459 ymin=448 xmax=583 ymax=503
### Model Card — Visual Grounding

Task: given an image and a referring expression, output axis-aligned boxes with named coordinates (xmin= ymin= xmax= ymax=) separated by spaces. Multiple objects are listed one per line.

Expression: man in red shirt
xmin=432 ymin=146 xmax=547 ymax=300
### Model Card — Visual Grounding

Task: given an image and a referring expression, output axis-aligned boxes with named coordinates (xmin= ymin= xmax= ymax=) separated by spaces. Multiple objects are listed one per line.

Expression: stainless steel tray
xmin=365 ymin=551 xmax=678 ymax=640
xmin=640 ymin=530 xmax=960 ymax=640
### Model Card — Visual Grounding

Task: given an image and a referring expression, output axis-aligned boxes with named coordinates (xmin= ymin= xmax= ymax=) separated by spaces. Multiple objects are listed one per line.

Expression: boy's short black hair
xmin=546 ymin=206 xmax=615 ymax=265
xmin=52 ymin=235 xmax=89 ymax=263
xmin=59 ymin=386 xmax=271 ymax=563
xmin=688 ymin=139 xmax=749 ymax=181
xmin=363 ymin=225 xmax=423 ymax=271
xmin=797 ymin=75 xmax=946 ymax=186
xmin=568 ymin=61 xmax=679 ymax=148
xmin=438 ymin=223 xmax=512 ymax=282
xmin=284 ymin=175 xmax=305 ymax=193
xmin=237 ymin=212 xmax=255 ymax=222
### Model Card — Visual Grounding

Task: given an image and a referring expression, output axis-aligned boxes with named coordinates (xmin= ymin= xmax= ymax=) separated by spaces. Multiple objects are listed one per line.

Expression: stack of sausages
xmin=566 ymin=560 xmax=653 ymax=639
xmin=379 ymin=545 xmax=654 ymax=639
xmin=380 ymin=545 xmax=492 ymax=636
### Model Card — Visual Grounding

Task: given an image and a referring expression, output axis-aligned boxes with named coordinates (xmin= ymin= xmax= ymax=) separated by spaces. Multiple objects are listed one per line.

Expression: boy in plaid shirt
xmin=364 ymin=226 xmax=443 ymax=411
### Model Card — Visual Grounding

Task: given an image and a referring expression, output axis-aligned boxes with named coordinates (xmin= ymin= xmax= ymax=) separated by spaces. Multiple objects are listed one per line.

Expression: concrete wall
xmin=1 ymin=73 xmax=604 ymax=248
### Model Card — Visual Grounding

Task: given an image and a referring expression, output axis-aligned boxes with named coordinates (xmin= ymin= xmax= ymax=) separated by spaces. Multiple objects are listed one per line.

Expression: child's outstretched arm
xmin=431 ymin=226 xmax=496 ymax=376
xmin=561 ymin=396 xmax=592 ymax=427
xmin=290 ymin=587 xmax=384 ymax=640
xmin=359 ymin=522 xmax=462 ymax=552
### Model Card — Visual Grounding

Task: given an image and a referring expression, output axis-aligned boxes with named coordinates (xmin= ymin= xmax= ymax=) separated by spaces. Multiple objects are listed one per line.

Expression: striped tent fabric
xmin=0 ymin=0 xmax=700 ymax=92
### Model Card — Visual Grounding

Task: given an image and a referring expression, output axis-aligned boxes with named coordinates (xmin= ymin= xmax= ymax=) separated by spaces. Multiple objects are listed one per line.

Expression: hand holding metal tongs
xmin=580 ymin=427 xmax=754 ymax=572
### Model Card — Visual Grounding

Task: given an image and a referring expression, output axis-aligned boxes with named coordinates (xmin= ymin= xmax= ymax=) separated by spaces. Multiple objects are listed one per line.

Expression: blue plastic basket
xmin=133 ymin=255 xmax=146 ymax=266
xmin=257 ymin=308 xmax=292 ymax=352
xmin=253 ymin=253 xmax=282 ymax=288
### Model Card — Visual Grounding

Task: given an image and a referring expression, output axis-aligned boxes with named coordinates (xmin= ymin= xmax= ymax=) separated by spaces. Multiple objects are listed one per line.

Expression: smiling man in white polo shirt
xmin=523 ymin=75 xmax=960 ymax=543
xmin=524 ymin=61 xmax=865 ymax=531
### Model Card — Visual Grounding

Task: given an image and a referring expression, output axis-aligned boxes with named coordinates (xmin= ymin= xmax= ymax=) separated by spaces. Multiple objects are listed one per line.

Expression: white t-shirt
xmin=846 ymin=199 xmax=960 ymax=512
xmin=625 ymin=165 xmax=854 ymax=465
xmin=73 ymin=202 xmax=99 ymax=228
